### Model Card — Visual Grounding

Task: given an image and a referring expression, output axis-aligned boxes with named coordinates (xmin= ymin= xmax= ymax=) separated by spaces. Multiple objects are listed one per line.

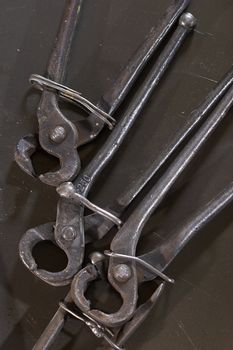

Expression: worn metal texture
xmin=71 ymin=83 xmax=233 ymax=328
xmin=15 ymin=0 xmax=191 ymax=187
xmin=18 ymin=8 xmax=195 ymax=288
xmin=0 ymin=1 xmax=233 ymax=350
xmin=15 ymin=0 xmax=83 ymax=187
xmin=84 ymin=65 xmax=233 ymax=242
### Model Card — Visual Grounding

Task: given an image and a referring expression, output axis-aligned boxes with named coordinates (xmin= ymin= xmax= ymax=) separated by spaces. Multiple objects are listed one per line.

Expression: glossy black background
xmin=0 ymin=1 xmax=233 ymax=349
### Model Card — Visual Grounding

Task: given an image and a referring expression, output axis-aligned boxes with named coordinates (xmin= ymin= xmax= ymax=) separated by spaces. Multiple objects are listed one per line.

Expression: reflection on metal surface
xmin=104 ymin=250 xmax=174 ymax=283
xmin=13 ymin=0 xmax=233 ymax=349
xmin=19 ymin=2 xmax=194 ymax=289
xmin=30 ymin=74 xmax=116 ymax=130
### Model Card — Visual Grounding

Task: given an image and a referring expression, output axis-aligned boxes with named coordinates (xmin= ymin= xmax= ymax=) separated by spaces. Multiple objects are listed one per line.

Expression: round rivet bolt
xmin=50 ymin=126 xmax=67 ymax=143
xmin=89 ymin=251 xmax=105 ymax=265
xmin=57 ymin=182 xmax=75 ymax=199
xmin=179 ymin=12 xmax=197 ymax=30
xmin=62 ymin=226 xmax=76 ymax=241
xmin=112 ymin=264 xmax=132 ymax=283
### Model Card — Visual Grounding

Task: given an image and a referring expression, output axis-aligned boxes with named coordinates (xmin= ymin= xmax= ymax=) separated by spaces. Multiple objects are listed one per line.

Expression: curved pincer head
xmin=19 ymin=221 xmax=84 ymax=286
xmin=19 ymin=222 xmax=55 ymax=272
xmin=36 ymin=92 xmax=80 ymax=186
xmin=15 ymin=134 xmax=38 ymax=177
xmin=71 ymin=264 xmax=99 ymax=310
xmin=71 ymin=253 xmax=138 ymax=328
xmin=15 ymin=92 xmax=81 ymax=187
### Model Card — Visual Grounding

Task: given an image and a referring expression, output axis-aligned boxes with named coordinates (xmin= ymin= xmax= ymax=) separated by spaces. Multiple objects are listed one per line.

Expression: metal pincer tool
xmin=32 ymin=182 xmax=233 ymax=350
xmin=15 ymin=0 xmax=191 ymax=187
xmin=19 ymin=10 xmax=197 ymax=286
xmin=71 ymin=83 xmax=233 ymax=328
xmin=100 ymin=182 xmax=233 ymax=349
xmin=30 ymin=70 xmax=233 ymax=348
xmin=84 ymin=65 xmax=233 ymax=243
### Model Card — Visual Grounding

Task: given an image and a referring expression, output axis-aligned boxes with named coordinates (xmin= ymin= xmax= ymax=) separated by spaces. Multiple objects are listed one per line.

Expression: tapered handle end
xmin=179 ymin=12 xmax=197 ymax=29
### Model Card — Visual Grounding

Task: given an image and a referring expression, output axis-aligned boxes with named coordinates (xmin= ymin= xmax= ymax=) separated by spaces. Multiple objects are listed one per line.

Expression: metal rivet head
xmin=89 ymin=252 xmax=105 ymax=265
xmin=62 ymin=226 xmax=76 ymax=241
xmin=50 ymin=126 xmax=67 ymax=143
xmin=57 ymin=182 xmax=75 ymax=198
xmin=89 ymin=324 xmax=102 ymax=338
xmin=179 ymin=12 xmax=197 ymax=29
xmin=112 ymin=264 xmax=132 ymax=283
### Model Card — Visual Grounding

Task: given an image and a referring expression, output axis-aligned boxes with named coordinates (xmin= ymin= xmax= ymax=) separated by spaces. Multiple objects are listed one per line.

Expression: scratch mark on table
xmin=151 ymin=231 xmax=166 ymax=241
xmin=5 ymin=5 xmax=26 ymax=12
xmin=194 ymin=29 xmax=215 ymax=38
xmin=178 ymin=320 xmax=198 ymax=350
xmin=184 ymin=72 xmax=218 ymax=84
xmin=179 ymin=277 xmax=219 ymax=304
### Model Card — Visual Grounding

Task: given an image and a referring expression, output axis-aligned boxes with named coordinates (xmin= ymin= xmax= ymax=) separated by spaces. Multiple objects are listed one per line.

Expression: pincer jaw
xmin=71 ymin=261 xmax=138 ymax=328
xmin=15 ymin=134 xmax=81 ymax=187
xmin=18 ymin=223 xmax=83 ymax=287
xmin=14 ymin=134 xmax=38 ymax=177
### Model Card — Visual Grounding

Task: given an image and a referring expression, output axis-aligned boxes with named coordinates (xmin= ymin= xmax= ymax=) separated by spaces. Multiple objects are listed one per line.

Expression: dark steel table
xmin=0 ymin=1 xmax=233 ymax=349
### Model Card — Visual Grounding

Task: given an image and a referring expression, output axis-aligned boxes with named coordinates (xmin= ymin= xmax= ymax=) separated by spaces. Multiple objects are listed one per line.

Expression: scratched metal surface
xmin=0 ymin=0 xmax=233 ymax=349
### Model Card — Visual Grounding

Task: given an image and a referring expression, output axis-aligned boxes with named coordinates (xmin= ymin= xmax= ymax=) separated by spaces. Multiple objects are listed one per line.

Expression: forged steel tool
xmin=15 ymin=0 xmax=84 ymax=186
xmin=21 ymin=59 xmax=233 ymax=287
xmin=33 ymin=182 xmax=233 ymax=350
xmin=15 ymin=0 xmax=191 ymax=187
xmin=19 ymin=12 xmax=197 ymax=286
xmin=83 ymin=65 xmax=233 ymax=242
xmin=71 ymin=83 xmax=233 ymax=327
xmin=100 ymin=182 xmax=233 ymax=349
